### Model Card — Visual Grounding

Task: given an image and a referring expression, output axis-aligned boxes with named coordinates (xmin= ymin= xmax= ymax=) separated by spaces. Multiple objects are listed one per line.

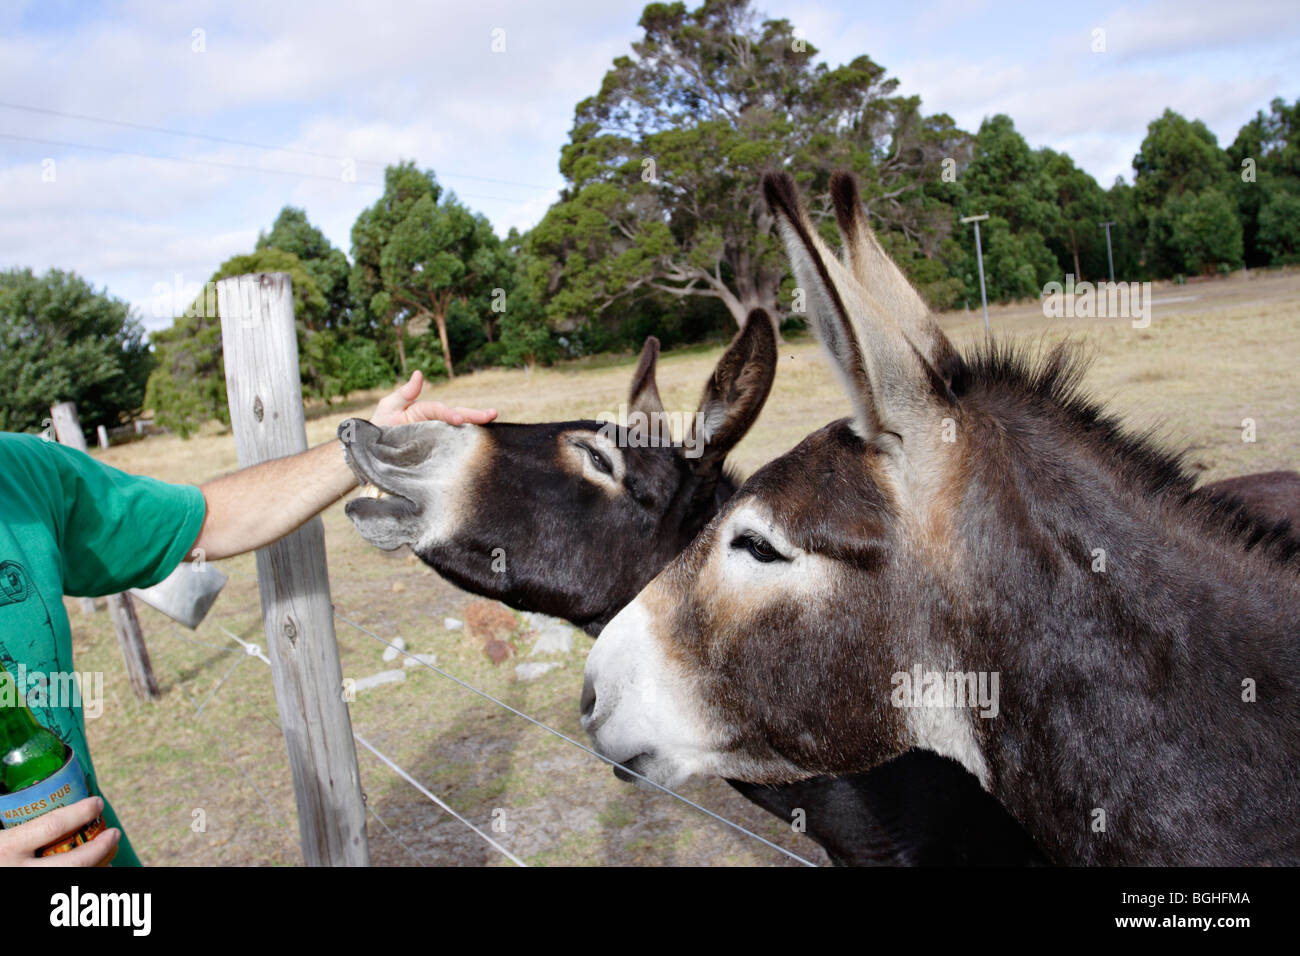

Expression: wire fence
xmin=152 ymin=560 xmax=817 ymax=867
xmin=161 ymin=617 xmax=447 ymax=866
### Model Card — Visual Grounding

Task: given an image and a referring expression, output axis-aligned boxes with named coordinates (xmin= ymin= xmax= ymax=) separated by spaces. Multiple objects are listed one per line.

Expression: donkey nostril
xmin=580 ymin=676 xmax=596 ymax=721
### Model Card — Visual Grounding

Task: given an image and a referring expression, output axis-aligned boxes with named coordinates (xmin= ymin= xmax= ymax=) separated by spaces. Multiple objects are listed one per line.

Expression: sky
xmin=1 ymin=0 xmax=1297 ymax=331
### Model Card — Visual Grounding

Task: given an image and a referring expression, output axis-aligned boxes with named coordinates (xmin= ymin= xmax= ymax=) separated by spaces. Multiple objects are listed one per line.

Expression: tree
xmin=0 ymin=268 xmax=152 ymax=435
xmin=529 ymin=0 xmax=968 ymax=337
xmin=959 ymin=115 xmax=1058 ymax=234
xmin=1040 ymin=148 xmax=1106 ymax=281
xmin=952 ymin=215 xmax=1057 ymax=304
xmin=378 ymin=192 xmax=499 ymax=378
xmin=492 ymin=235 xmax=558 ymax=369
xmin=1165 ymin=189 xmax=1243 ymax=274
xmin=1132 ymin=110 xmax=1233 ymax=275
xmin=257 ymin=207 xmax=353 ymax=328
xmin=948 ymin=116 xmax=1060 ymax=301
xmin=145 ymin=248 xmax=330 ymax=437
xmin=1133 ymin=110 xmax=1226 ymax=205
xmin=1100 ymin=177 xmax=1144 ymax=280
xmin=1228 ymin=97 xmax=1300 ymax=267
xmin=1257 ymin=189 xmax=1300 ymax=264
xmin=351 ymin=162 xmax=441 ymax=372
xmin=351 ymin=163 xmax=498 ymax=377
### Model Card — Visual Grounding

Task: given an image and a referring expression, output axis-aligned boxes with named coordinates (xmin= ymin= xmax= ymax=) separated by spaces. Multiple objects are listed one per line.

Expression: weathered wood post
xmin=105 ymin=592 xmax=160 ymax=699
xmin=216 ymin=272 xmax=370 ymax=867
xmin=48 ymin=401 xmax=84 ymax=451
xmin=50 ymin=402 xmax=161 ymax=699
xmin=96 ymin=425 xmax=109 ymax=449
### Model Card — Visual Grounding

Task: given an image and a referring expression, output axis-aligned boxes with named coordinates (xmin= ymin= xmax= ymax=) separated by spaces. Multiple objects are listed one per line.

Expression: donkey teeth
xmin=359 ymin=483 xmax=389 ymax=500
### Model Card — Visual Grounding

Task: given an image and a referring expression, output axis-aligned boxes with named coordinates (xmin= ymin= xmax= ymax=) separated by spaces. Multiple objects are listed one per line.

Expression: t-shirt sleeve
xmin=38 ymin=439 xmax=207 ymax=597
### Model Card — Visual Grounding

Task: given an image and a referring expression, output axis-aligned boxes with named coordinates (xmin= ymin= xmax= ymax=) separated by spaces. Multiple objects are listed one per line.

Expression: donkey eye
xmin=731 ymin=531 xmax=786 ymax=563
xmin=578 ymin=442 xmax=613 ymax=476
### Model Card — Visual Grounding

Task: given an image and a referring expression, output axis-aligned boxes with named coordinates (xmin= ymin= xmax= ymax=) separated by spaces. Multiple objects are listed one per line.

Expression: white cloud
xmin=0 ymin=0 xmax=644 ymax=329
xmin=0 ymin=0 xmax=1295 ymax=334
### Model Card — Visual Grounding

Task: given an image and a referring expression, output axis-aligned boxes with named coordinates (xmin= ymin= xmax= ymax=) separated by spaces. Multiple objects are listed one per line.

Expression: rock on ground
xmin=402 ymin=652 xmax=439 ymax=669
xmin=529 ymin=623 xmax=574 ymax=657
xmin=515 ymin=661 xmax=561 ymax=681
xmin=465 ymin=599 xmax=520 ymax=643
xmin=353 ymin=670 xmax=407 ymax=692
xmin=483 ymin=638 xmax=514 ymax=665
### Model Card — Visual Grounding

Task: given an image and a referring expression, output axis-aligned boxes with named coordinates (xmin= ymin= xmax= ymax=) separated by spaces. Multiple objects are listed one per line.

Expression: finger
xmin=400 ymin=370 xmax=424 ymax=401
xmin=452 ymin=407 xmax=498 ymax=424
xmin=12 ymin=796 xmax=104 ymax=854
xmin=29 ymin=827 xmax=120 ymax=868
xmin=95 ymin=837 xmax=120 ymax=868
xmin=404 ymin=401 xmax=464 ymax=426
xmin=373 ymin=371 xmax=423 ymax=418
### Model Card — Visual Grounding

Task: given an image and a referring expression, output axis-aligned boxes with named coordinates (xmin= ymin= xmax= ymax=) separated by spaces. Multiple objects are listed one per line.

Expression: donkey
xmin=338 ymin=319 xmax=1055 ymax=865
xmin=581 ymin=170 xmax=1300 ymax=865
xmin=340 ymin=316 xmax=776 ymax=636
xmin=1197 ymin=470 xmax=1300 ymax=527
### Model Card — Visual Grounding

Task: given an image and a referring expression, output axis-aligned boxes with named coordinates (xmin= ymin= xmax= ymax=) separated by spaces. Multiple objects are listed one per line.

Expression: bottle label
xmin=0 ymin=751 xmax=106 ymax=855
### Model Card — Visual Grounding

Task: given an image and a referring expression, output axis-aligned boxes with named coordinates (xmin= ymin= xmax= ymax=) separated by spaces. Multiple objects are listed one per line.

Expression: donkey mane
xmin=951 ymin=337 xmax=1300 ymax=572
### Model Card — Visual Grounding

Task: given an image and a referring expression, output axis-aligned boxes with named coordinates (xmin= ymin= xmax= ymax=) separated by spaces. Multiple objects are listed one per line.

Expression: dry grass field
xmin=72 ymin=267 xmax=1298 ymax=866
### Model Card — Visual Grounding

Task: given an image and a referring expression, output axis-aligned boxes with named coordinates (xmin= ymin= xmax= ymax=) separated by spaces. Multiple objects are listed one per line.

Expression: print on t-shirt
xmin=0 ymin=557 xmax=76 ymax=750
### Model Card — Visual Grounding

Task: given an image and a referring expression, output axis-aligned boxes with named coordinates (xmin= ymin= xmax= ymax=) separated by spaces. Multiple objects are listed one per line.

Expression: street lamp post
xmin=961 ymin=213 xmax=991 ymax=332
xmin=1100 ymin=221 xmax=1116 ymax=283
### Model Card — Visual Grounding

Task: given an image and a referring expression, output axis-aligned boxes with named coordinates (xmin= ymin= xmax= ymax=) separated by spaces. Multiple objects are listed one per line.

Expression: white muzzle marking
xmin=581 ymin=598 xmax=717 ymax=790
xmin=345 ymin=421 xmax=483 ymax=551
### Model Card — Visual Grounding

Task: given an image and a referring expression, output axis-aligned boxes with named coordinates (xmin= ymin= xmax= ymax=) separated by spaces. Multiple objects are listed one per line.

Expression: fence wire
xmin=332 ymin=609 xmax=817 ymax=867
xmin=209 ymin=559 xmax=817 ymax=866
xmin=162 ymin=608 xmax=458 ymax=865
xmin=208 ymin=616 xmax=520 ymax=867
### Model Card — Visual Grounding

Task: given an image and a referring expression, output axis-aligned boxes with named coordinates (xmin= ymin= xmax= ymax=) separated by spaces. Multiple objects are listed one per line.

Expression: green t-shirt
xmin=0 ymin=432 xmax=205 ymax=866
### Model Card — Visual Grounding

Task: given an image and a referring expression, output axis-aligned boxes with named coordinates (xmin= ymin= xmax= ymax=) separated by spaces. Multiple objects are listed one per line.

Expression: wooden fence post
xmin=105 ymin=593 xmax=160 ymax=699
xmin=216 ymin=272 xmax=370 ymax=867
xmin=50 ymin=401 xmax=161 ymax=699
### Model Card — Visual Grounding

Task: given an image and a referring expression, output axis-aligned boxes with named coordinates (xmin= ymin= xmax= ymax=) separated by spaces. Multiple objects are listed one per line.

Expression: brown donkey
xmin=339 ymin=318 xmax=1051 ymax=865
xmin=581 ymin=171 xmax=1300 ymax=865
xmin=340 ymin=316 xmax=776 ymax=634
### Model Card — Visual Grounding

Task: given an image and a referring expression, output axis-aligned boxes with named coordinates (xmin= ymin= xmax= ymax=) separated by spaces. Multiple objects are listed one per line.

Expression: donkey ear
xmin=829 ymin=171 xmax=959 ymax=385
xmin=628 ymin=336 xmax=665 ymax=419
xmin=763 ymin=172 xmax=950 ymax=457
xmin=685 ymin=311 xmax=777 ymax=466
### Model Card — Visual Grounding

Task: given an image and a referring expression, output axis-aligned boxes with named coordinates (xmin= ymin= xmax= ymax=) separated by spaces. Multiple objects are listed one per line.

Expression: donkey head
xmin=582 ymin=171 xmax=996 ymax=790
xmin=341 ymin=314 xmax=777 ymax=633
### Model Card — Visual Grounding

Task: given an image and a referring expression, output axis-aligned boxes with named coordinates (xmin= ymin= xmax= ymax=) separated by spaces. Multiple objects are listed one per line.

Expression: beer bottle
xmin=0 ymin=661 xmax=106 ymax=855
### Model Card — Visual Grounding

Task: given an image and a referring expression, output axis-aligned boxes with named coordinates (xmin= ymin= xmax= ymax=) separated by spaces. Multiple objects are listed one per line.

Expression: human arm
xmin=188 ymin=371 xmax=496 ymax=561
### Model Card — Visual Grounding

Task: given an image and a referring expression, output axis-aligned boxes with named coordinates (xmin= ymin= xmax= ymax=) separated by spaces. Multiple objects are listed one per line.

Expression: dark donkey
xmin=338 ymin=320 xmax=1050 ymax=865
xmin=340 ymin=302 xmax=1295 ymax=866
xmin=340 ymin=319 xmax=774 ymax=635
xmin=582 ymin=171 xmax=1300 ymax=865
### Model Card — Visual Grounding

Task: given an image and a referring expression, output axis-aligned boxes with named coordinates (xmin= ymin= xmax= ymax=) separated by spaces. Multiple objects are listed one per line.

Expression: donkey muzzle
xmin=340 ymin=418 xmax=485 ymax=552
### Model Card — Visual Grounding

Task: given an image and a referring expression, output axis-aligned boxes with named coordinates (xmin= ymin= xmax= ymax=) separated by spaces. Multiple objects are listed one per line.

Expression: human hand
xmin=0 ymin=797 xmax=119 ymax=867
xmin=370 ymin=371 xmax=498 ymax=428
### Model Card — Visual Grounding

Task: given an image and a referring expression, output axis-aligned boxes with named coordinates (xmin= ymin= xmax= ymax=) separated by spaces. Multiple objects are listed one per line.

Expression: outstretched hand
xmin=370 ymin=370 xmax=498 ymax=428
xmin=192 ymin=371 xmax=499 ymax=562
